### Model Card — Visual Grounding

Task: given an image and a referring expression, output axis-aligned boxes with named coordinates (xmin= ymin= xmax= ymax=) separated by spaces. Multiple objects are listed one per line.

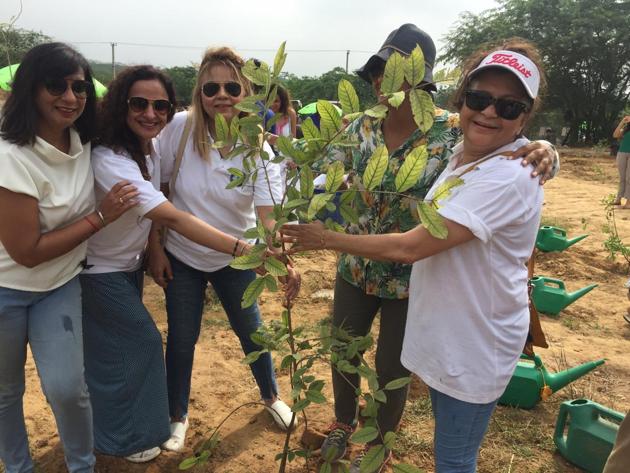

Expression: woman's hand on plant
xmin=280 ymin=221 xmax=327 ymax=253
xmin=282 ymin=263 xmax=301 ymax=307
xmin=147 ymin=246 xmax=172 ymax=288
xmin=510 ymin=141 xmax=557 ymax=184
xmin=99 ymin=180 xmax=139 ymax=224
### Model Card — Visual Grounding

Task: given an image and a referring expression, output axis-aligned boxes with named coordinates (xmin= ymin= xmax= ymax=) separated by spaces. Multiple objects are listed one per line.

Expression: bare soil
xmin=12 ymin=148 xmax=630 ymax=473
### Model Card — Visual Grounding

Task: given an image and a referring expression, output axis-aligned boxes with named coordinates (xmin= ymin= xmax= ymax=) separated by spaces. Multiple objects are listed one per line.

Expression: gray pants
xmin=331 ymin=275 xmax=410 ymax=440
xmin=616 ymin=152 xmax=630 ymax=201
xmin=603 ymin=410 xmax=630 ymax=473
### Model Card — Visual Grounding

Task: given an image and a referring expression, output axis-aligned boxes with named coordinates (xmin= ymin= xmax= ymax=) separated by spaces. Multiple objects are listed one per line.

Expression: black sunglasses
xmin=464 ymin=90 xmax=530 ymax=120
xmin=44 ymin=78 xmax=93 ymax=98
xmin=127 ymin=97 xmax=172 ymax=114
xmin=202 ymin=81 xmax=242 ymax=98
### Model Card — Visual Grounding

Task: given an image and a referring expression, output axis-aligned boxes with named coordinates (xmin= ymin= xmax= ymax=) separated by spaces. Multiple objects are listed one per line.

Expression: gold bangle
xmin=96 ymin=209 xmax=106 ymax=227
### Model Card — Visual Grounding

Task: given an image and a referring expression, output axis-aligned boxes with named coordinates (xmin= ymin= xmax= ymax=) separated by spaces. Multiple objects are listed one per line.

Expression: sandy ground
xmin=8 ymin=148 xmax=630 ymax=473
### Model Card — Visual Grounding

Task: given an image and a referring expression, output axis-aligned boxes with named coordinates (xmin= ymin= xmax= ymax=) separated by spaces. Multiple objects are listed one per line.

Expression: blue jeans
xmin=0 ymin=277 xmax=95 ymax=473
xmin=430 ymin=387 xmax=497 ymax=473
xmin=164 ymin=252 xmax=278 ymax=419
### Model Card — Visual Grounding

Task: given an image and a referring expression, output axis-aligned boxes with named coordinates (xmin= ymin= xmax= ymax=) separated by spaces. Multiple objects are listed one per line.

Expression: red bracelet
xmin=84 ymin=216 xmax=100 ymax=233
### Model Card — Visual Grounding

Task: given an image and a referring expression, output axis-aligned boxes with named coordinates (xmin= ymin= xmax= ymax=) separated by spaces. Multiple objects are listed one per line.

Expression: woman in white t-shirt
xmin=148 ymin=47 xmax=299 ymax=452
xmin=80 ymin=65 xmax=264 ymax=464
xmin=282 ymin=41 xmax=546 ymax=473
xmin=0 ymin=43 xmax=137 ymax=473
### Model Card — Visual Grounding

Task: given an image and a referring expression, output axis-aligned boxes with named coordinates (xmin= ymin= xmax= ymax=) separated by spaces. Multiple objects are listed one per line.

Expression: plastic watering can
xmin=499 ymin=355 xmax=604 ymax=409
xmin=530 ymin=276 xmax=597 ymax=316
xmin=536 ymin=226 xmax=588 ymax=253
xmin=554 ymin=399 xmax=625 ymax=473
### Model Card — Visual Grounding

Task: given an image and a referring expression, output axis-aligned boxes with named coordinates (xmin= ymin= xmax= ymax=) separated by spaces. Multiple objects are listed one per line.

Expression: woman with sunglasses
xmin=148 ymin=46 xmax=298 ymax=452
xmin=282 ymin=39 xmax=547 ymax=473
xmin=80 ymin=65 xmax=264 ymax=463
xmin=0 ymin=43 xmax=137 ymax=473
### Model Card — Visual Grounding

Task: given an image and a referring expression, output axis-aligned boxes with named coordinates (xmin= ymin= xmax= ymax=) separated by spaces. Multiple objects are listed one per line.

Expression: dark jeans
xmin=332 ymin=275 xmax=410 ymax=440
xmin=164 ymin=251 xmax=278 ymax=420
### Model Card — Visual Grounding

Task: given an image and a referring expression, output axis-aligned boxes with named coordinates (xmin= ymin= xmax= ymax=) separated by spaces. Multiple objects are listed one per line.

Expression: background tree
xmin=441 ymin=0 xmax=630 ymax=146
xmin=0 ymin=25 xmax=50 ymax=67
xmin=163 ymin=65 xmax=198 ymax=107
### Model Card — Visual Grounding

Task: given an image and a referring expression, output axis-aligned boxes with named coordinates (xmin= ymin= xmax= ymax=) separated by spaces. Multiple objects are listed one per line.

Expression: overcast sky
xmin=2 ymin=0 xmax=500 ymax=76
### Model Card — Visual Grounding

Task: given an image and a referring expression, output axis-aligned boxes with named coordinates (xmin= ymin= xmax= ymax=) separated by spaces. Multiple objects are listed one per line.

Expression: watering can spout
xmin=565 ymin=234 xmax=589 ymax=249
xmin=547 ymin=359 xmax=605 ymax=392
xmin=566 ymin=284 xmax=598 ymax=306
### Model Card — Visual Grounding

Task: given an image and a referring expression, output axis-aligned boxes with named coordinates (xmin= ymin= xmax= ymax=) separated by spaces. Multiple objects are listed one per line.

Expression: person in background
xmin=270 ymin=85 xmax=297 ymax=138
xmin=148 ymin=46 xmax=299 ymax=453
xmin=613 ymin=115 xmax=630 ymax=208
xmin=0 ymin=42 xmax=136 ymax=473
xmin=81 ymin=65 xmax=260 ymax=463
xmin=283 ymin=39 xmax=548 ymax=473
xmin=300 ymin=24 xmax=558 ymax=473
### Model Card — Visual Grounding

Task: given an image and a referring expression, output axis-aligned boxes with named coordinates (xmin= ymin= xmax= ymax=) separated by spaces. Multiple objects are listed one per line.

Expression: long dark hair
xmin=0 ymin=42 xmax=97 ymax=145
xmin=96 ymin=65 xmax=176 ymax=180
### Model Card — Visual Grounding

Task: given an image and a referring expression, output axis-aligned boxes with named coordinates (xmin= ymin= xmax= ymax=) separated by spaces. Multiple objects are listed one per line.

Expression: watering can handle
xmin=553 ymin=406 xmax=569 ymax=453
xmin=542 ymin=278 xmax=564 ymax=288
xmin=519 ymin=353 xmax=544 ymax=368
xmin=597 ymin=407 xmax=626 ymax=425
xmin=552 ymin=228 xmax=567 ymax=236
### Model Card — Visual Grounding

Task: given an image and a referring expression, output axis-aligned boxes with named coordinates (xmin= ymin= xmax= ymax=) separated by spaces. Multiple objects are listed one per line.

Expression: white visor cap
xmin=468 ymin=50 xmax=540 ymax=99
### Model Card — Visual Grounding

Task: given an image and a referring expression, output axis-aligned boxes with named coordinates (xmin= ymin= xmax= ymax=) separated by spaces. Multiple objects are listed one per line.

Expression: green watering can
xmin=530 ymin=276 xmax=597 ymax=316
xmin=499 ymin=354 xmax=604 ymax=409
xmin=536 ymin=226 xmax=588 ymax=252
xmin=554 ymin=399 xmax=625 ymax=473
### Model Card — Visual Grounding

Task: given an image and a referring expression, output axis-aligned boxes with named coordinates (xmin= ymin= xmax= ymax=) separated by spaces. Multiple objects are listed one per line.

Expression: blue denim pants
xmin=429 ymin=387 xmax=497 ymax=473
xmin=0 ymin=277 xmax=95 ymax=473
xmin=164 ymin=251 xmax=279 ymax=420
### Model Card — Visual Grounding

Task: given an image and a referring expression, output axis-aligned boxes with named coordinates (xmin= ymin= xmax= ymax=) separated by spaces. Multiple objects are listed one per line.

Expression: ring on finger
xmin=119 ymin=197 xmax=124 ymax=204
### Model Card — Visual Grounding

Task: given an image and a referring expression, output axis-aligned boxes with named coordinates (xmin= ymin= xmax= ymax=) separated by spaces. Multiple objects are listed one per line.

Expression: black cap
xmin=356 ymin=23 xmax=436 ymax=90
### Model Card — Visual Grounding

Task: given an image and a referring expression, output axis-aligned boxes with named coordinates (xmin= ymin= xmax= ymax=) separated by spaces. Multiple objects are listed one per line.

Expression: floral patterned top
xmin=321 ymin=108 xmax=461 ymax=299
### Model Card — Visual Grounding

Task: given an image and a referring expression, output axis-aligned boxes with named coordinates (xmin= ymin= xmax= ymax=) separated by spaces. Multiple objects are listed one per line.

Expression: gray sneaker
xmin=321 ymin=422 xmax=354 ymax=463
xmin=349 ymin=446 xmax=391 ymax=473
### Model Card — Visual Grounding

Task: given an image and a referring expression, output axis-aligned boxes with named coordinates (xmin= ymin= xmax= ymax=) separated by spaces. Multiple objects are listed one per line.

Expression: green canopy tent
xmin=0 ymin=63 xmax=108 ymax=98
xmin=297 ymin=101 xmax=342 ymax=116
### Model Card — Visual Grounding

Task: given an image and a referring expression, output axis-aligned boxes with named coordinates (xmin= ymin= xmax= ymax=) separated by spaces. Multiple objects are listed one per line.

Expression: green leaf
xmin=373 ymin=390 xmax=387 ymax=403
xmin=338 ymin=79 xmax=360 ymax=115
xmin=318 ymin=100 xmax=342 ymax=140
xmin=394 ymin=146 xmax=428 ymax=192
xmin=381 ymin=51 xmax=405 ymax=95
xmin=319 ymin=462 xmax=332 ymax=473
xmin=409 ymin=89 xmax=435 ymax=133
xmin=343 ymin=112 xmax=363 ymax=123
xmin=383 ymin=431 xmax=396 ymax=450
xmin=243 ymin=59 xmax=269 ymax=87
xmin=384 ymin=377 xmax=412 ymax=390
xmin=305 ymin=389 xmax=327 ymax=404
xmin=301 ymin=117 xmax=321 ymax=143
xmin=350 ymin=426 xmax=379 ymax=444
xmin=225 ymin=167 xmax=245 ymax=189
xmin=431 ymin=176 xmax=464 ymax=206
xmin=364 ymin=104 xmax=388 ymax=119
xmin=214 ymin=112 xmax=229 ymax=143
xmin=362 ymin=145 xmax=389 ymax=191
xmin=178 ymin=456 xmax=200 ymax=470
xmin=309 ymin=380 xmax=325 ymax=392
xmin=325 ymin=161 xmax=345 ymax=193
xmin=404 ymin=45 xmax=426 ymax=88
xmin=242 ymin=349 xmax=267 ymax=365
xmin=264 ymin=256 xmax=288 ymax=277
xmin=392 ymin=464 xmax=425 ymax=473
xmin=230 ymin=253 xmax=264 ymax=270
xmin=273 ymin=41 xmax=287 ymax=77
xmin=417 ymin=201 xmax=448 ymax=239
xmin=234 ymin=96 xmax=261 ymax=114
xmin=264 ymin=274 xmax=278 ymax=292
xmin=307 ymin=192 xmax=334 ymax=220
xmin=387 ymin=91 xmax=405 ymax=109
xmin=292 ymin=398 xmax=311 ymax=412
xmin=340 ymin=203 xmax=359 ymax=224
xmin=241 ymin=276 xmax=266 ymax=308
xmin=360 ymin=444 xmax=386 ymax=473
xmin=300 ymin=166 xmax=314 ymax=199
xmin=243 ymin=227 xmax=259 ymax=239
xmin=229 ymin=116 xmax=240 ymax=141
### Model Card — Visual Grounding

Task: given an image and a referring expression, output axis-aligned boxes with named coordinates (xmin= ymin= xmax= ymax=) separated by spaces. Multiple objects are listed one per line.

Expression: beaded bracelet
xmin=231 ymin=239 xmax=241 ymax=257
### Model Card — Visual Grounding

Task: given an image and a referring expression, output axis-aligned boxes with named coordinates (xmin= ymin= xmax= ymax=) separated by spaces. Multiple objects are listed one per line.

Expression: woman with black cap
xmin=298 ymin=25 xmax=557 ymax=472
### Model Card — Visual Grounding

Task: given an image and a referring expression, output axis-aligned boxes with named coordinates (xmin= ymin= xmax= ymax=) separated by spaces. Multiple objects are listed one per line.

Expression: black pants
xmin=331 ymin=275 xmax=411 ymax=440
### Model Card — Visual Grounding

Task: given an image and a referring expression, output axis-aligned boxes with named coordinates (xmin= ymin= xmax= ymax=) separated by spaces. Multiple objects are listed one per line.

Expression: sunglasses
xmin=44 ymin=78 xmax=93 ymax=98
xmin=464 ymin=90 xmax=530 ymax=120
xmin=127 ymin=97 xmax=172 ymax=114
xmin=202 ymin=81 xmax=242 ymax=98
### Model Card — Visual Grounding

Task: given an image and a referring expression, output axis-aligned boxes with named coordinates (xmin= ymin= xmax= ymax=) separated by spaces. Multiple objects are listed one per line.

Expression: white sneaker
xmin=265 ymin=399 xmax=297 ymax=431
xmin=162 ymin=417 xmax=190 ymax=452
xmin=125 ymin=446 xmax=161 ymax=463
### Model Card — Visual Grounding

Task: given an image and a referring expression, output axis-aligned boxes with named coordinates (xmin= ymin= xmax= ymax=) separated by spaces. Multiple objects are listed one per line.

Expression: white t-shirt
xmin=155 ymin=111 xmax=283 ymax=272
xmin=401 ymin=138 xmax=543 ymax=404
xmin=83 ymin=146 xmax=167 ymax=274
xmin=0 ymin=130 xmax=95 ymax=291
